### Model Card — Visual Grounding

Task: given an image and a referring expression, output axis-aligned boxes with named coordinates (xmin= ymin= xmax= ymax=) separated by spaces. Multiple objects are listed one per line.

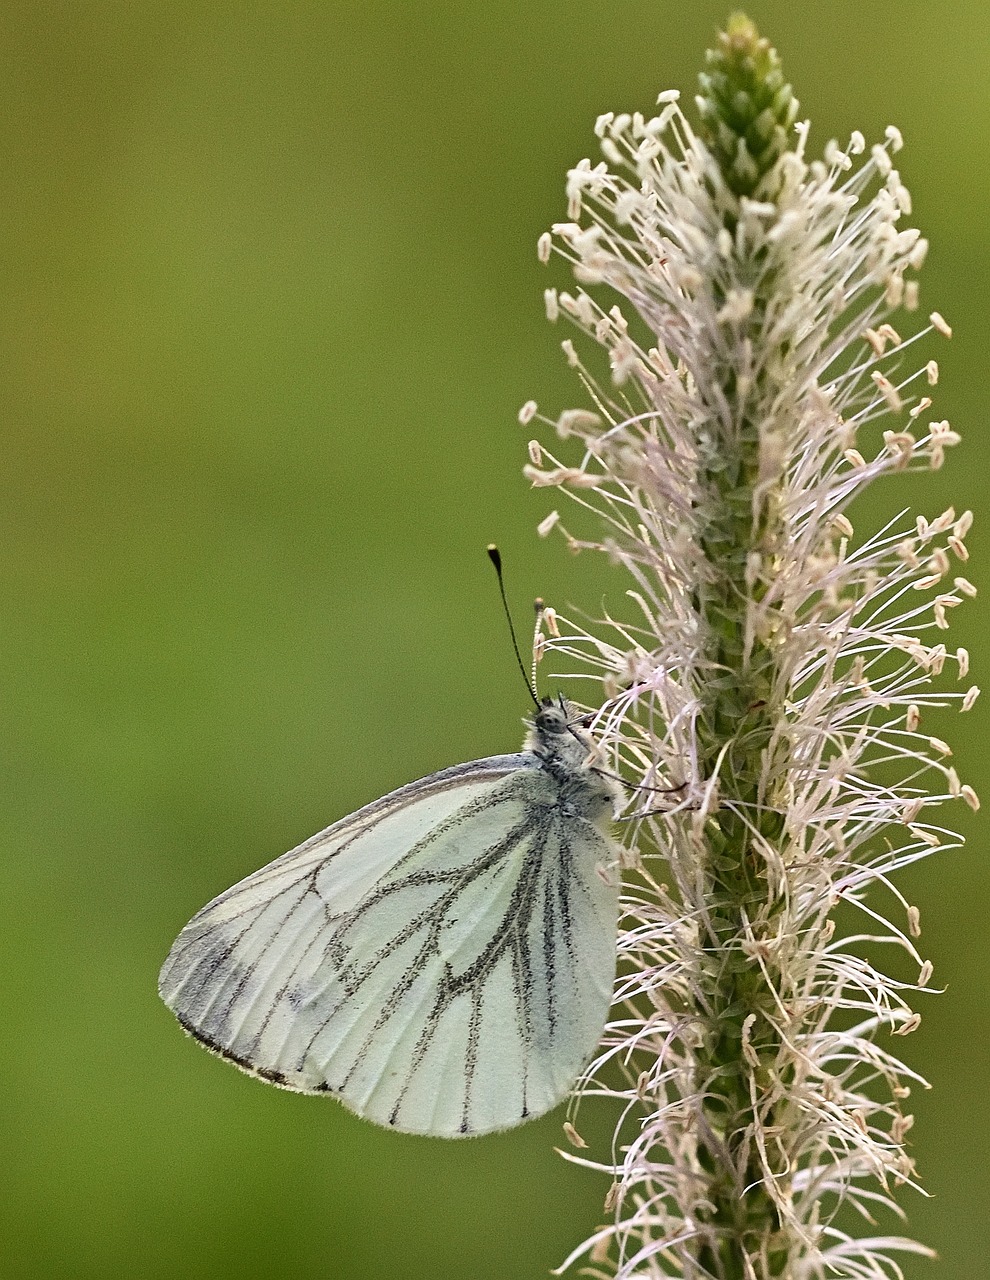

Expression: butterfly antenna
xmin=487 ymin=545 xmax=540 ymax=708
xmin=531 ymin=598 xmax=544 ymax=698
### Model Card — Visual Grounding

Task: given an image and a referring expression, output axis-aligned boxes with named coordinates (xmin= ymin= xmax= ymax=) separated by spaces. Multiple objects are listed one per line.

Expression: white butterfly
xmin=158 ymin=697 xmax=623 ymax=1137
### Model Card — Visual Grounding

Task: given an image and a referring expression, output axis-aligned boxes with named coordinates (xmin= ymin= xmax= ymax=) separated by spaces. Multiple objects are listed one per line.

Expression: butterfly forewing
xmin=159 ymin=752 xmax=620 ymax=1136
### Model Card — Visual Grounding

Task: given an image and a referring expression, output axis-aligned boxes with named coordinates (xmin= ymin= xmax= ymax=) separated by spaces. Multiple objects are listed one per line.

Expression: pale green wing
xmin=159 ymin=756 xmax=619 ymax=1137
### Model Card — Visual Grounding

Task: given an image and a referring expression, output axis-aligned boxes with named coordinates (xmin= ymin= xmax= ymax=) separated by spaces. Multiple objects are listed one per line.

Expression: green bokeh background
xmin=4 ymin=3 xmax=986 ymax=1277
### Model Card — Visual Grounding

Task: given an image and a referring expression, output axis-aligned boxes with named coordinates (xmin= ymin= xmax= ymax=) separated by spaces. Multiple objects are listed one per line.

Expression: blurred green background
xmin=2 ymin=2 xmax=986 ymax=1276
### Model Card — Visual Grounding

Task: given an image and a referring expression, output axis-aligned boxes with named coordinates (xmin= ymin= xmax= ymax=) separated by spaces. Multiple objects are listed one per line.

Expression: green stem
xmin=690 ymin=16 xmax=799 ymax=1278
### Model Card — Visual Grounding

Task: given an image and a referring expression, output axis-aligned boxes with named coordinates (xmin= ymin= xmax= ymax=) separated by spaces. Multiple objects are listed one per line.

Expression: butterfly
xmin=158 ymin=696 xmax=624 ymax=1137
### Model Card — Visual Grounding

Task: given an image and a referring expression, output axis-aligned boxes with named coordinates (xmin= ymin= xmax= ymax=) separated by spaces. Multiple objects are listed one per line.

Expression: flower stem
xmin=690 ymin=16 xmax=800 ymax=1274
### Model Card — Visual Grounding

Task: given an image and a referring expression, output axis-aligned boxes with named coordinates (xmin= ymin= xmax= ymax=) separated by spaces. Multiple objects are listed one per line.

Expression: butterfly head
xmin=532 ymin=697 xmax=566 ymax=735
xmin=532 ymin=694 xmax=591 ymax=739
xmin=530 ymin=695 xmax=597 ymax=763
xmin=527 ymin=696 xmax=623 ymax=815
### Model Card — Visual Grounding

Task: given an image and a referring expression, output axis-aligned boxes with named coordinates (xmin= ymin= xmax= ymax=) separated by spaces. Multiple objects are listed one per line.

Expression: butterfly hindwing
xmin=159 ymin=753 xmax=619 ymax=1136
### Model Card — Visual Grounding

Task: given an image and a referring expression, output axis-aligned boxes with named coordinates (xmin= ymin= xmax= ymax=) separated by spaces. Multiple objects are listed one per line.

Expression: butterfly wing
xmin=159 ymin=755 xmax=619 ymax=1137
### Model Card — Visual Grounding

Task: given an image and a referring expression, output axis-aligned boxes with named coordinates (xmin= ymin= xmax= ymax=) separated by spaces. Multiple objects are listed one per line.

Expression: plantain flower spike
xmin=526 ymin=13 xmax=976 ymax=1279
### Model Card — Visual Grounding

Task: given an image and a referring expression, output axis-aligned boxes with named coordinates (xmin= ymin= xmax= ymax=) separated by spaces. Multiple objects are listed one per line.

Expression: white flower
xmin=526 ymin=16 xmax=975 ymax=1280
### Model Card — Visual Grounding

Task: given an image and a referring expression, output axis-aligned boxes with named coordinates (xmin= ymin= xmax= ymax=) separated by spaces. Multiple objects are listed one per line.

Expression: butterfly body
xmin=159 ymin=701 xmax=622 ymax=1137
